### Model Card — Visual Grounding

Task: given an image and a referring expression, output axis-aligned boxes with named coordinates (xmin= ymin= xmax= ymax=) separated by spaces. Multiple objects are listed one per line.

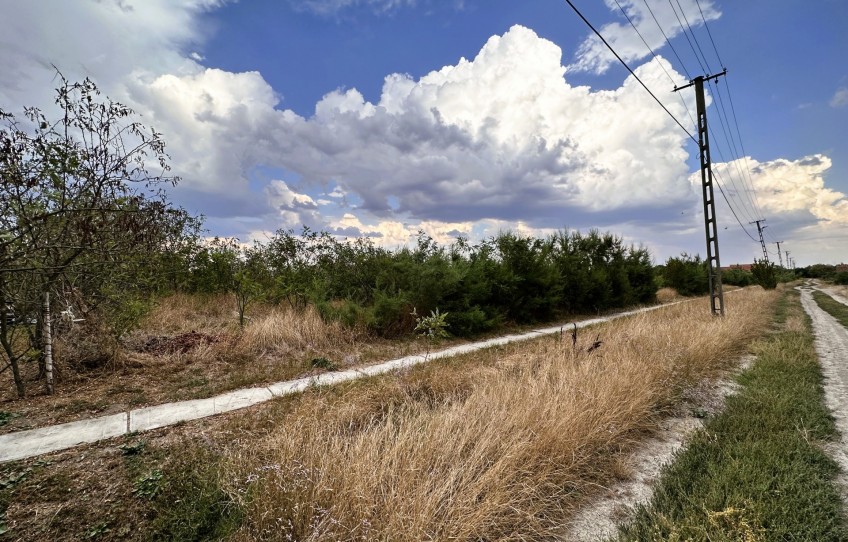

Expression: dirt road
xmin=799 ymin=286 xmax=848 ymax=497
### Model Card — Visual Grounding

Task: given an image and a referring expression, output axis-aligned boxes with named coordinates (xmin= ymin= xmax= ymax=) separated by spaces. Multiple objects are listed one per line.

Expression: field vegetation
xmin=0 ymin=287 xmax=778 ymax=540
xmin=617 ymin=290 xmax=848 ymax=541
xmin=216 ymin=288 xmax=775 ymax=540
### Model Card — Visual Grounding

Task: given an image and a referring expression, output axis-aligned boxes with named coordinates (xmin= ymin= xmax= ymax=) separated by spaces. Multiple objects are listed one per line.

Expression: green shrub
xmin=183 ymin=227 xmax=660 ymax=337
xmin=661 ymin=253 xmax=709 ymax=296
xmin=751 ymin=259 xmax=778 ymax=290
xmin=722 ymin=268 xmax=755 ymax=287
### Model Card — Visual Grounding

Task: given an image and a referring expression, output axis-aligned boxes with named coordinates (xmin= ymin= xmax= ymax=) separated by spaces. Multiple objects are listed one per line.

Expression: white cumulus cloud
xmin=570 ymin=0 xmax=721 ymax=75
xmin=259 ymin=25 xmax=700 ymax=226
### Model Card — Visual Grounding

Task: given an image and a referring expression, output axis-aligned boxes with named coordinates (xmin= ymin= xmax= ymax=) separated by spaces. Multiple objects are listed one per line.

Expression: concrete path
xmin=0 ymin=301 xmax=680 ymax=463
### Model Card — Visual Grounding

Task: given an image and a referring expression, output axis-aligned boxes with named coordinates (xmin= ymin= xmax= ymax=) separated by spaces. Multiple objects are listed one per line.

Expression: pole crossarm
xmin=673 ymin=69 xmax=727 ymax=92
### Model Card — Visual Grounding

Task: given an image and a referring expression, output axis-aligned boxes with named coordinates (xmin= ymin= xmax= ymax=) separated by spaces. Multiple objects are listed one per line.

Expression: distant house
xmin=721 ymin=263 xmax=753 ymax=272
xmin=836 ymin=263 xmax=848 ymax=273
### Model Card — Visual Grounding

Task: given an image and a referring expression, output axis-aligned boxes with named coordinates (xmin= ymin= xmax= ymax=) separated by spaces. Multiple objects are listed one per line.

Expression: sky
xmin=1 ymin=0 xmax=847 ymax=267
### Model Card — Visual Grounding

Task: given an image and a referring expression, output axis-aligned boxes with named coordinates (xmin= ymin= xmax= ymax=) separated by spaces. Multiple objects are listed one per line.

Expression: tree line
xmin=178 ymin=227 xmax=657 ymax=338
xmin=1 ymin=75 xmax=663 ymax=398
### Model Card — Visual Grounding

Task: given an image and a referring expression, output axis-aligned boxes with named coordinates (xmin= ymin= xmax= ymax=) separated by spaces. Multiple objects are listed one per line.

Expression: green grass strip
xmin=616 ymin=294 xmax=848 ymax=541
xmin=813 ymin=290 xmax=848 ymax=329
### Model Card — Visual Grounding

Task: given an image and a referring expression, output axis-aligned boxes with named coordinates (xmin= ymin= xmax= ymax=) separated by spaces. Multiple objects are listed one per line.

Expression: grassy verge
xmin=616 ymin=290 xmax=848 ymax=541
xmin=217 ymin=288 xmax=776 ymax=540
xmin=0 ymin=288 xmax=777 ymax=541
xmin=814 ymin=290 xmax=848 ymax=328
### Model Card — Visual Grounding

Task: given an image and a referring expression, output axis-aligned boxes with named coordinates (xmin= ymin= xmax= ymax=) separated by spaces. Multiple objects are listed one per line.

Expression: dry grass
xmin=0 ymin=295 xmax=370 ymax=433
xmin=830 ymin=284 xmax=848 ymax=299
xmin=656 ymin=287 xmax=681 ymax=304
xmin=220 ymin=288 xmax=777 ymax=541
xmin=240 ymin=307 xmax=356 ymax=354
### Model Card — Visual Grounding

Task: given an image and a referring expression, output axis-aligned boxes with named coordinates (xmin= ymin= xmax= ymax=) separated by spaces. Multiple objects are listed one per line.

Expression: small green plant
xmin=133 ymin=469 xmax=163 ymax=499
xmin=412 ymin=308 xmax=450 ymax=359
xmin=0 ymin=411 xmax=16 ymax=427
xmin=85 ymin=521 xmax=111 ymax=539
xmin=310 ymin=357 xmax=337 ymax=371
xmin=0 ymin=468 xmax=30 ymax=490
xmin=119 ymin=440 xmax=146 ymax=456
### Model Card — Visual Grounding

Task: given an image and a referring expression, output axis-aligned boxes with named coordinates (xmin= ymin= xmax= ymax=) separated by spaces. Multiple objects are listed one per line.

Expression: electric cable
xmin=612 ymin=0 xmax=698 ymax=129
xmin=642 ymin=0 xmax=691 ymax=79
xmin=674 ymin=0 xmax=712 ymax=72
xmin=564 ymin=0 xmax=698 ymax=144
xmin=667 ymin=0 xmax=707 ymax=74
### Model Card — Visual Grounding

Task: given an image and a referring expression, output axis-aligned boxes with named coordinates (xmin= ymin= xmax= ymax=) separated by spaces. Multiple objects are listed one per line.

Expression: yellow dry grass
xmin=656 ymin=287 xmax=680 ymax=303
xmin=240 ymin=306 xmax=356 ymax=354
xmin=221 ymin=288 xmax=777 ymax=541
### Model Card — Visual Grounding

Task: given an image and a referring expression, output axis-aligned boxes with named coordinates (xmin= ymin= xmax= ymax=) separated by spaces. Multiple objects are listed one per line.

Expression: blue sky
xmin=1 ymin=0 xmax=847 ymax=266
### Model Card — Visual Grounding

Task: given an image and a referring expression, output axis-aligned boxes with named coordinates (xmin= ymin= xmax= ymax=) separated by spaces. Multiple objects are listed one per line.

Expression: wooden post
xmin=43 ymin=291 xmax=54 ymax=395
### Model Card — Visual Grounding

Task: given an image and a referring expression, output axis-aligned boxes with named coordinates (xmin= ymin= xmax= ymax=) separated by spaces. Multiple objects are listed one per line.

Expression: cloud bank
xmin=2 ymin=1 xmax=845 ymax=264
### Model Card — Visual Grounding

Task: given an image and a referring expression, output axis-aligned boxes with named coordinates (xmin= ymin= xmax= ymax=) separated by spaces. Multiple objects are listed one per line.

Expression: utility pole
xmin=775 ymin=241 xmax=784 ymax=267
xmin=785 ymin=251 xmax=791 ymax=270
xmin=749 ymin=219 xmax=769 ymax=264
xmin=674 ymin=69 xmax=727 ymax=316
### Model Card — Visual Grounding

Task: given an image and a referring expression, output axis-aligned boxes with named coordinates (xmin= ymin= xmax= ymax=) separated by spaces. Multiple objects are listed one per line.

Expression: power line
xmin=712 ymin=168 xmax=760 ymax=242
xmin=708 ymin=81 xmax=763 ymax=221
xmin=668 ymin=0 xmax=763 ymax=231
xmin=566 ymin=0 xmax=764 ymax=256
xmin=674 ymin=0 xmax=712 ymax=72
xmin=564 ymin=0 xmax=697 ymax=143
xmin=707 ymin=128 xmax=758 ymax=225
xmin=695 ymin=0 xmax=724 ymax=66
xmin=642 ymin=0 xmax=691 ymax=79
xmin=667 ymin=0 xmax=707 ymax=74
xmin=612 ymin=0 xmax=698 ymax=129
xmin=693 ymin=0 xmax=771 ymax=227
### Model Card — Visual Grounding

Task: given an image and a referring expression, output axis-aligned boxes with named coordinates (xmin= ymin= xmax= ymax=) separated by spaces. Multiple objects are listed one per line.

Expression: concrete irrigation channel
xmin=1 ymin=298 xmax=706 ymax=464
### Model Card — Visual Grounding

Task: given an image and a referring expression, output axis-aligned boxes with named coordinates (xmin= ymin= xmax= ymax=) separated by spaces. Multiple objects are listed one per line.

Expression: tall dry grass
xmin=123 ymin=295 xmax=364 ymax=401
xmin=656 ymin=287 xmax=681 ymax=304
xmin=221 ymin=288 xmax=778 ymax=541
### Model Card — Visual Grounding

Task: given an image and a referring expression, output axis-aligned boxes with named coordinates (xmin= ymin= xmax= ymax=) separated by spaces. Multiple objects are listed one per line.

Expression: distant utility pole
xmin=750 ymin=219 xmax=769 ymax=264
xmin=775 ymin=241 xmax=784 ymax=267
xmin=674 ymin=69 xmax=727 ymax=316
xmin=785 ymin=251 xmax=791 ymax=270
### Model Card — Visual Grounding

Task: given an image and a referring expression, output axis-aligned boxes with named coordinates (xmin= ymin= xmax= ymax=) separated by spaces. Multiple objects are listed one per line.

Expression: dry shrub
xmin=140 ymin=292 xmax=242 ymax=335
xmin=54 ymin=318 xmax=121 ymax=371
xmin=222 ymin=288 xmax=777 ymax=541
xmin=656 ymin=287 xmax=680 ymax=303
xmin=240 ymin=306 xmax=356 ymax=354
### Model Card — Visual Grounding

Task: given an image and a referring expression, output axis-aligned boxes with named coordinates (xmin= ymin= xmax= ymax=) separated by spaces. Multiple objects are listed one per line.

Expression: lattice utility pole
xmin=750 ymin=219 xmax=769 ymax=263
xmin=675 ymin=70 xmax=726 ymax=316
xmin=785 ymin=251 xmax=791 ymax=270
xmin=775 ymin=241 xmax=784 ymax=267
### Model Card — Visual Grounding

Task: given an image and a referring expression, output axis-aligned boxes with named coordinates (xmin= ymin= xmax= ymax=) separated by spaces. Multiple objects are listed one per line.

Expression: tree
xmin=1 ymin=73 xmax=194 ymax=397
xmin=661 ymin=253 xmax=709 ymax=296
xmin=750 ymin=259 xmax=777 ymax=290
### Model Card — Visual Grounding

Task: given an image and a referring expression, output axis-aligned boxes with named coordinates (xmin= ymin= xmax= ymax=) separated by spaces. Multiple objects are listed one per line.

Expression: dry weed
xmin=221 ymin=288 xmax=777 ymax=541
xmin=656 ymin=287 xmax=680 ymax=304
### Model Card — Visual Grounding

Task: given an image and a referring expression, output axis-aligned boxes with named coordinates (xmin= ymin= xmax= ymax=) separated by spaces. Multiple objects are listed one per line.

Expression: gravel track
xmin=799 ymin=285 xmax=848 ymax=502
